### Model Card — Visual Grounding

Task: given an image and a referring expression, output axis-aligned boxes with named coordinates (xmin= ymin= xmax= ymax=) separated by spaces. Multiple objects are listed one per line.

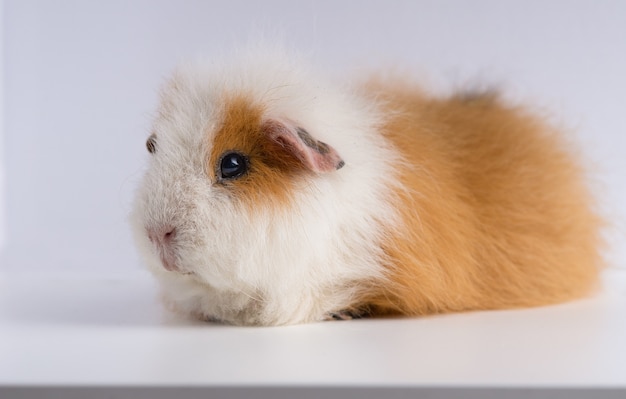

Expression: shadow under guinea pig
xmin=0 ymin=273 xmax=220 ymax=328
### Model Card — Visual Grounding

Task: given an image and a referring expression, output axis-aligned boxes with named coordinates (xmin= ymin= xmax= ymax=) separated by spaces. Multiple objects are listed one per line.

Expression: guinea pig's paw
xmin=193 ymin=312 xmax=222 ymax=324
xmin=324 ymin=309 xmax=366 ymax=321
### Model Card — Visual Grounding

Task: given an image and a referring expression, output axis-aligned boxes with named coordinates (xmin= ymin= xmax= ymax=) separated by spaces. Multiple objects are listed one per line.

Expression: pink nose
xmin=147 ymin=225 xmax=179 ymax=271
xmin=147 ymin=225 xmax=176 ymax=245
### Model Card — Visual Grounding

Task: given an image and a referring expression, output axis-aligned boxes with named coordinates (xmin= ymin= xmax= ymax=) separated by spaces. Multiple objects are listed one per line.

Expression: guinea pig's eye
xmin=146 ymin=134 xmax=157 ymax=154
xmin=218 ymin=151 xmax=249 ymax=181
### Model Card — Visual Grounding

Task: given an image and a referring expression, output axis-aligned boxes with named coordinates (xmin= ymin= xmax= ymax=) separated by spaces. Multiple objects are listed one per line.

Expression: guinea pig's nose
xmin=147 ymin=225 xmax=177 ymax=246
xmin=147 ymin=225 xmax=180 ymax=272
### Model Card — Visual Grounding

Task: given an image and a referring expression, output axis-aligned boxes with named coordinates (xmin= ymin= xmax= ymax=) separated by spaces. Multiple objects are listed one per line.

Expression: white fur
xmin=130 ymin=49 xmax=400 ymax=325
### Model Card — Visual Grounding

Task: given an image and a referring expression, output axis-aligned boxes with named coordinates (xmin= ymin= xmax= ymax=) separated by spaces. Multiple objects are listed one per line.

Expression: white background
xmin=1 ymin=0 xmax=625 ymax=273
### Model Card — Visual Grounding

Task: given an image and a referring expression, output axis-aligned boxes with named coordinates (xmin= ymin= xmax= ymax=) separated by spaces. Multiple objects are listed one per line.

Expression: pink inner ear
xmin=261 ymin=119 xmax=345 ymax=173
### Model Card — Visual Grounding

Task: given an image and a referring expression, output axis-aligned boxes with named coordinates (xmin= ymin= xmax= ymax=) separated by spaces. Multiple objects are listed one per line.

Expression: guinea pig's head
xmin=130 ymin=56 xmax=391 ymax=326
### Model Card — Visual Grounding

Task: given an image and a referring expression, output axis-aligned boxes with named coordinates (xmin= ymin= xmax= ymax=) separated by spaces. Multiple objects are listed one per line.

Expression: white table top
xmin=1 ymin=269 xmax=625 ymax=396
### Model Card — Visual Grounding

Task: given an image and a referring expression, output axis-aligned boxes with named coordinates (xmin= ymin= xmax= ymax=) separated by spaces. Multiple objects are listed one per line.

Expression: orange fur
xmin=207 ymin=96 xmax=307 ymax=210
xmin=359 ymin=82 xmax=603 ymax=315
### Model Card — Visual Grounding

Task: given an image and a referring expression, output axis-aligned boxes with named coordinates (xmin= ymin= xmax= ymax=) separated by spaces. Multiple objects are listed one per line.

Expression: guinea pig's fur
xmin=131 ymin=50 xmax=603 ymax=326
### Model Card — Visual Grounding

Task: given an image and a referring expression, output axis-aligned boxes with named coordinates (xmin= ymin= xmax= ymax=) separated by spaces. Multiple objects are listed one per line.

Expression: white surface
xmin=1 ymin=269 xmax=625 ymax=387
xmin=1 ymin=0 xmax=625 ymax=273
xmin=0 ymin=0 xmax=5 ymax=250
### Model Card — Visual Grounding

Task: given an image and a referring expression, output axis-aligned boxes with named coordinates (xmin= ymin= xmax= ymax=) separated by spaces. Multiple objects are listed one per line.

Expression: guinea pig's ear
xmin=261 ymin=119 xmax=345 ymax=173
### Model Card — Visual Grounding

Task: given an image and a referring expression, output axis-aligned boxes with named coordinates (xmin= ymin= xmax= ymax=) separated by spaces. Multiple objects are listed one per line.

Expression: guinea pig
xmin=130 ymin=49 xmax=603 ymax=326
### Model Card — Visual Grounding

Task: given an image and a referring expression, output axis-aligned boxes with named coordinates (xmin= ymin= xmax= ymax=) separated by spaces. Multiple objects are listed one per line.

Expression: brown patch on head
xmin=207 ymin=95 xmax=346 ymax=210
xmin=207 ymin=96 xmax=310 ymax=209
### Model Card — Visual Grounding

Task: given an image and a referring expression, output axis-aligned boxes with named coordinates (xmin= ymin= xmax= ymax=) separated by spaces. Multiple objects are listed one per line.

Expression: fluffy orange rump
xmin=363 ymin=83 xmax=603 ymax=315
